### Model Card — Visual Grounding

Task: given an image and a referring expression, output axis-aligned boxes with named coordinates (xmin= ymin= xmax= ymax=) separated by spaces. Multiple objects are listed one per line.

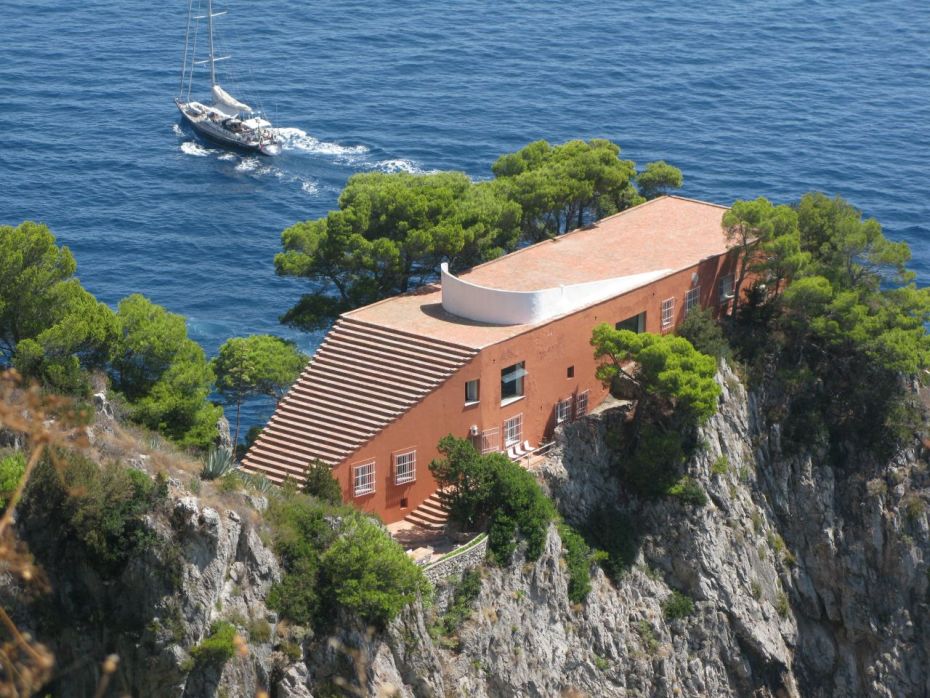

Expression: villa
xmin=241 ymin=195 xmax=737 ymax=524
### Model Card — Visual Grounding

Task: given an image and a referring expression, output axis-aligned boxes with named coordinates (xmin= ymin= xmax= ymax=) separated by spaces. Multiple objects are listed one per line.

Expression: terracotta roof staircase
xmin=404 ymin=489 xmax=453 ymax=531
xmin=242 ymin=316 xmax=478 ymax=484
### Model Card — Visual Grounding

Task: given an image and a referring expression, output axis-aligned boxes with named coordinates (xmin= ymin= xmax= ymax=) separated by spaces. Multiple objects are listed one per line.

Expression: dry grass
xmin=0 ymin=369 xmax=275 ymax=697
xmin=0 ymin=369 xmax=89 ymax=697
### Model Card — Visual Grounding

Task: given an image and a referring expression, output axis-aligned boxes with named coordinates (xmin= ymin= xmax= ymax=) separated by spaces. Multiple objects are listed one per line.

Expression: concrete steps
xmin=242 ymin=317 xmax=477 ymax=485
xmin=404 ymin=490 xmax=452 ymax=531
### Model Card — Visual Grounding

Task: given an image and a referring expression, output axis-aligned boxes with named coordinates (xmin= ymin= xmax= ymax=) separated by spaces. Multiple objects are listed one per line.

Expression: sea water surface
xmin=2 ymin=0 xmax=929 ymax=432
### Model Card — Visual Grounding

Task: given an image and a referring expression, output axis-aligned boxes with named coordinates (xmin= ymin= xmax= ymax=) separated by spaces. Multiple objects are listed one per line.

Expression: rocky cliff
xmin=9 ymin=363 xmax=930 ymax=697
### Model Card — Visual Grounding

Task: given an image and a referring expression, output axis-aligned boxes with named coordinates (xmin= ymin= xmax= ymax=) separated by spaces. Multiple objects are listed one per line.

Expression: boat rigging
xmin=175 ymin=0 xmax=283 ymax=156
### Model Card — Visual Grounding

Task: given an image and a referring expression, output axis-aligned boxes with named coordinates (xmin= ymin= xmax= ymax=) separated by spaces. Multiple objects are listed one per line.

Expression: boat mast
xmin=207 ymin=0 xmax=217 ymax=86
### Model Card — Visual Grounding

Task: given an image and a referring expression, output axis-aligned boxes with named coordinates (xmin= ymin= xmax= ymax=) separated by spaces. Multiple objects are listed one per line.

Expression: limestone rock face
xmin=13 ymin=362 xmax=930 ymax=697
xmin=376 ymin=362 xmax=930 ymax=697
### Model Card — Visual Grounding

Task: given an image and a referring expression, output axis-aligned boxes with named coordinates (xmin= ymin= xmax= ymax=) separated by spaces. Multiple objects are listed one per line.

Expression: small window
xmin=661 ymin=298 xmax=675 ymax=329
xmin=465 ymin=379 xmax=480 ymax=404
xmin=567 ymin=366 xmax=575 ymax=378
xmin=616 ymin=312 xmax=646 ymax=333
xmin=503 ymin=414 xmax=523 ymax=447
xmin=556 ymin=398 xmax=572 ymax=424
xmin=575 ymin=390 xmax=589 ymax=418
xmin=353 ymin=461 xmax=375 ymax=497
xmin=685 ymin=286 xmax=701 ymax=314
xmin=394 ymin=450 xmax=416 ymax=485
xmin=719 ymin=274 xmax=735 ymax=302
xmin=501 ymin=361 xmax=526 ymax=402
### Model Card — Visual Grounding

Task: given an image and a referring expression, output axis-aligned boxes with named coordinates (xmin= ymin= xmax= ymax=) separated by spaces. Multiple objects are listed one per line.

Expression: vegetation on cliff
xmin=0 ymin=222 xmax=306 ymax=450
xmin=266 ymin=487 xmax=429 ymax=629
xmin=726 ymin=192 xmax=930 ymax=457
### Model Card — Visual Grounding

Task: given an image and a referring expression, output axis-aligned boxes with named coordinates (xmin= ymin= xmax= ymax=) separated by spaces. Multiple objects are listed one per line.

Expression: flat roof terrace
xmin=346 ymin=195 xmax=730 ymax=349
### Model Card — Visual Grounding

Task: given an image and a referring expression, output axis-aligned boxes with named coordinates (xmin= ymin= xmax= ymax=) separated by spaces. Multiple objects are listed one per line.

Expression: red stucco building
xmin=242 ymin=195 xmax=737 ymax=523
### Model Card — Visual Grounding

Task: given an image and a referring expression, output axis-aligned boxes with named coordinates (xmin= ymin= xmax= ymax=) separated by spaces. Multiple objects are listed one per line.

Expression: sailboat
xmin=175 ymin=0 xmax=283 ymax=156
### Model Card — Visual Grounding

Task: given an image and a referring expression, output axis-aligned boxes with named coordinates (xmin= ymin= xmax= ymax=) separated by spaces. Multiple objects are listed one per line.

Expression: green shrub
xmin=676 ymin=307 xmax=732 ymax=361
xmin=302 ymin=459 xmax=343 ymax=505
xmin=662 ymin=591 xmax=694 ymax=620
xmin=201 ymin=446 xmax=235 ymax=480
xmin=636 ymin=620 xmax=659 ymax=653
xmin=0 ymin=452 xmax=27 ymax=510
xmin=190 ymin=621 xmax=238 ymax=666
xmin=247 ymin=618 xmax=272 ymax=643
xmin=558 ymin=523 xmax=594 ymax=603
xmin=666 ymin=476 xmax=708 ymax=506
xmin=22 ymin=451 xmax=165 ymax=576
xmin=265 ymin=492 xmax=342 ymax=624
xmin=430 ymin=437 xmax=555 ymax=564
xmin=593 ymin=655 xmax=610 ymax=671
xmin=319 ymin=514 xmax=431 ymax=627
xmin=582 ymin=506 xmax=639 ymax=579
xmin=711 ymin=455 xmax=729 ymax=475
xmin=775 ymin=591 xmax=790 ymax=618
xmin=620 ymin=423 xmax=686 ymax=497
xmin=487 ymin=513 xmax=518 ymax=565
xmin=433 ymin=568 xmax=483 ymax=639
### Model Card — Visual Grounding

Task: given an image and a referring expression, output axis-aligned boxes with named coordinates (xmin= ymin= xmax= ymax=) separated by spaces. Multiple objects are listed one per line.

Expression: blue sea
xmin=2 ymin=0 xmax=929 ymax=433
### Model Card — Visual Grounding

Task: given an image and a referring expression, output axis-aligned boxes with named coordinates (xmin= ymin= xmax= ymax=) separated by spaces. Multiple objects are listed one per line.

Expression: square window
xmin=575 ymin=391 xmax=589 ymax=418
xmin=567 ymin=365 xmax=575 ymax=378
xmin=685 ymin=286 xmax=701 ymax=314
xmin=503 ymin=414 xmax=523 ymax=447
xmin=465 ymin=379 xmax=480 ymax=404
xmin=661 ymin=297 xmax=675 ymax=328
xmin=501 ymin=361 xmax=526 ymax=402
xmin=353 ymin=461 xmax=375 ymax=497
xmin=394 ymin=450 xmax=416 ymax=485
xmin=556 ymin=398 xmax=572 ymax=424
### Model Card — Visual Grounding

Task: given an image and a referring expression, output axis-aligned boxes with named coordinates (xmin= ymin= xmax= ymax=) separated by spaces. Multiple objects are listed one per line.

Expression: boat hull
xmin=176 ymin=102 xmax=281 ymax=156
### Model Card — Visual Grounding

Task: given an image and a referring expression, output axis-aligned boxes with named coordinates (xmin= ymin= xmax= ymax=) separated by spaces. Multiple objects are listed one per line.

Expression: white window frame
xmin=661 ymin=297 xmax=675 ymax=329
xmin=465 ymin=379 xmax=480 ymax=405
xmin=501 ymin=361 xmax=526 ymax=404
xmin=503 ymin=414 xmax=523 ymax=447
xmin=719 ymin=274 xmax=735 ymax=302
xmin=685 ymin=286 xmax=701 ymax=314
xmin=352 ymin=460 xmax=375 ymax=497
xmin=556 ymin=398 xmax=572 ymax=424
xmin=575 ymin=390 xmax=590 ymax=419
xmin=393 ymin=450 xmax=416 ymax=485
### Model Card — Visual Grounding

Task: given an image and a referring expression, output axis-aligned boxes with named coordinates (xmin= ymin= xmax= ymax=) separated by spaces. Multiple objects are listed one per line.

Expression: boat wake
xmin=180 ymin=141 xmax=212 ymax=157
xmin=374 ymin=158 xmax=437 ymax=175
xmin=272 ymin=127 xmax=369 ymax=163
xmin=272 ymin=127 xmax=436 ymax=175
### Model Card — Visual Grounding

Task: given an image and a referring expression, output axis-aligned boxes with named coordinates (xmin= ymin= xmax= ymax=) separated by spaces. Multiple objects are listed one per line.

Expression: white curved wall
xmin=440 ymin=263 xmax=670 ymax=325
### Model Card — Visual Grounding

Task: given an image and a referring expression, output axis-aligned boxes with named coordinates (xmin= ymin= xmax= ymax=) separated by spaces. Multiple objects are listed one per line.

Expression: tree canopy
xmin=276 ymin=139 xmax=683 ymax=331
xmin=728 ymin=192 xmax=930 ymax=457
xmin=276 ymin=171 xmax=521 ymax=330
xmin=109 ymin=294 xmax=222 ymax=448
xmin=591 ymin=326 xmax=720 ymax=425
xmin=491 ymin=139 xmax=645 ymax=240
xmin=212 ymin=334 xmax=307 ymax=446
xmin=1 ymin=222 xmax=117 ymax=393
xmin=722 ymin=197 xmax=807 ymax=312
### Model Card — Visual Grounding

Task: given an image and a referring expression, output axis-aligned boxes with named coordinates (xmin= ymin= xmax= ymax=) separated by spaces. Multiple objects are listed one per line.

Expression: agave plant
xmin=241 ymin=472 xmax=274 ymax=495
xmin=201 ymin=446 xmax=235 ymax=480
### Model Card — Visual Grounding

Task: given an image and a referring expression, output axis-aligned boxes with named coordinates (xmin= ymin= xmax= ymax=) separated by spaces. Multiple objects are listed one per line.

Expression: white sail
xmin=212 ymin=84 xmax=252 ymax=116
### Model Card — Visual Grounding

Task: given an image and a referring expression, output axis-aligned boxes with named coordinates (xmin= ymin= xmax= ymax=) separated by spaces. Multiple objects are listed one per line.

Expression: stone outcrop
xmin=11 ymin=363 xmax=930 ymax=696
